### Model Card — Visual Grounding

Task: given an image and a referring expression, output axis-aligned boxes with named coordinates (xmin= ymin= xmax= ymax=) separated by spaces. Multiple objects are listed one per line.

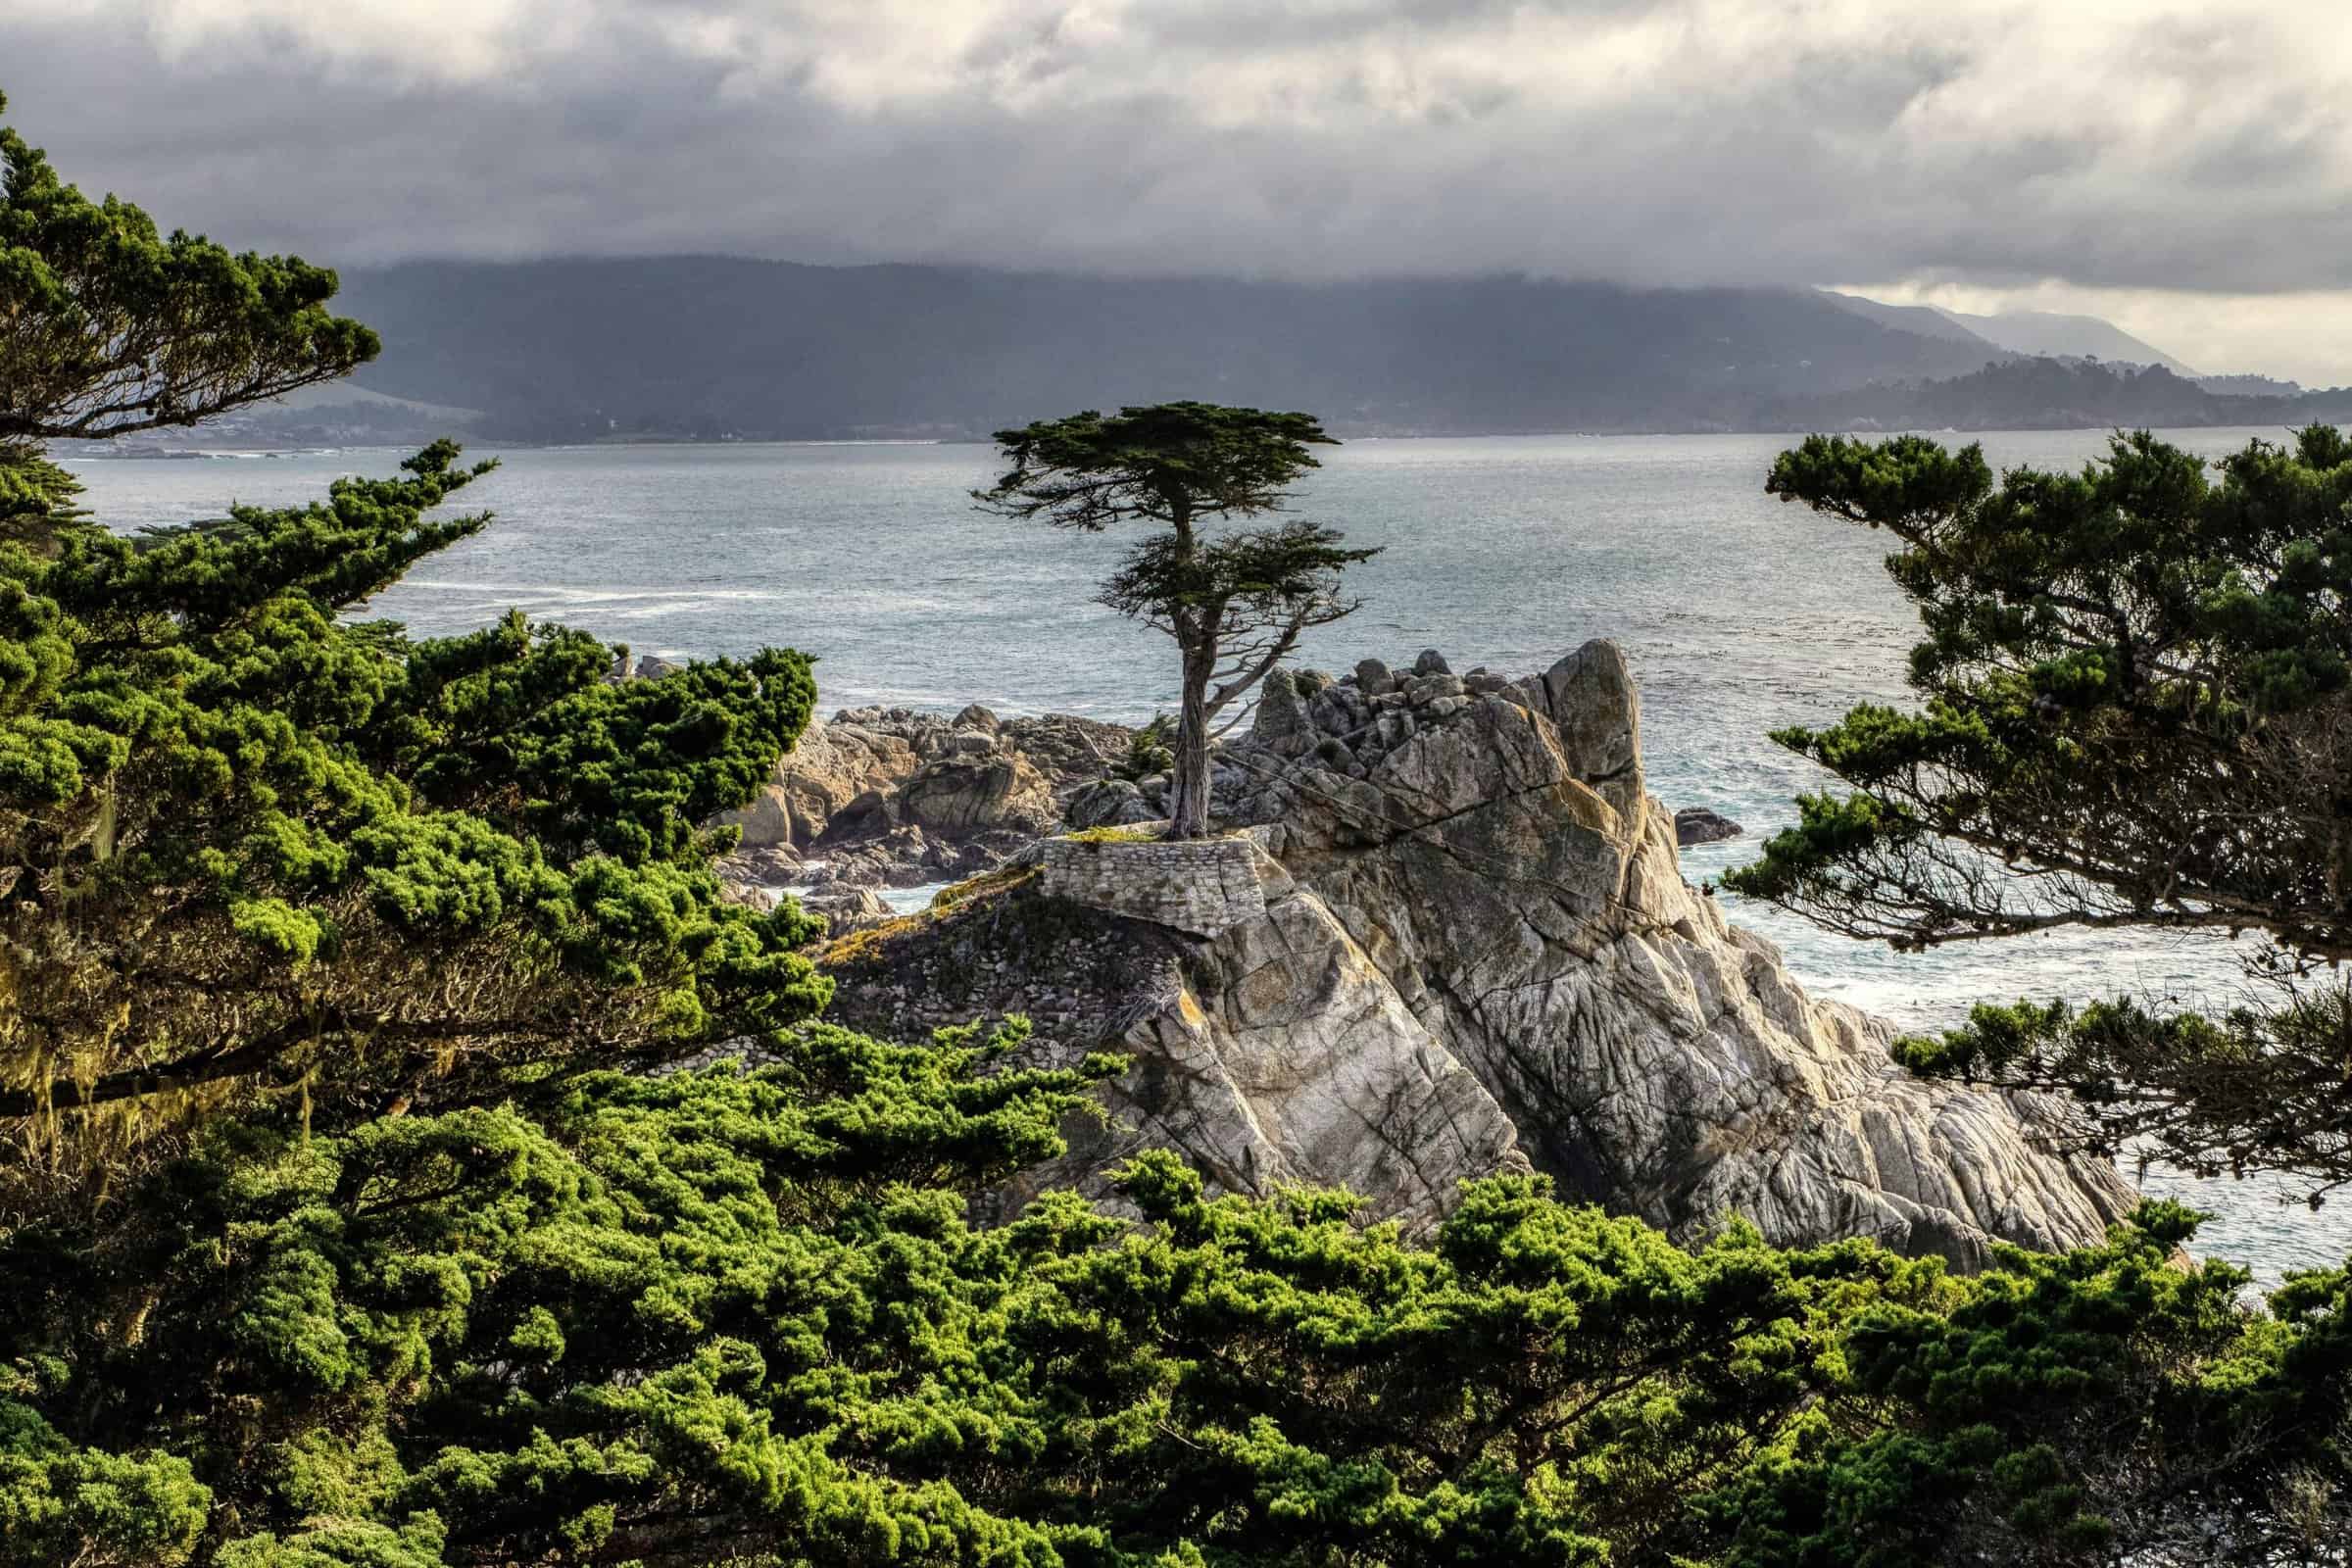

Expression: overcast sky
xmin=8 ymin=0 xmax=2351 ymax=382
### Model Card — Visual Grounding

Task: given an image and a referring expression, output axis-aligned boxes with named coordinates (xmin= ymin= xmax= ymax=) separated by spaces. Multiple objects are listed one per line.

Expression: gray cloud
xmin=4 ymin=2 xmax=2348 ymax=336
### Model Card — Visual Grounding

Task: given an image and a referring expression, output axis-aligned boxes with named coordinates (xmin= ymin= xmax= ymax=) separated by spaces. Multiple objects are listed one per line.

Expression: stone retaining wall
xmin=1033 ymin=835 xmax=1273 ymax=939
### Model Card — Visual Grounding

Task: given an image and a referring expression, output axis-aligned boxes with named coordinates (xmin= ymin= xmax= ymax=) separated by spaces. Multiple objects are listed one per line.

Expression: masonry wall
xmin=1033 ymin=835 xmax=1273 ymax=938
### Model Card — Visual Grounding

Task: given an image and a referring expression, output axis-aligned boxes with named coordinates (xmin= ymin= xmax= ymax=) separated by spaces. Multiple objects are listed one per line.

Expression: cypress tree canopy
xmin=973 ymin=403 xmax=1375 ymax=838
xmin=1731 ymin=425 xmax=2352 ymax=1194
xmin=8 ymin=1074 xmax=2346 ymax=1566
xmin=0 ymin=438 xmax=830 ymax=1170
xmin=0 ymin=88 xmax=378 ymax=443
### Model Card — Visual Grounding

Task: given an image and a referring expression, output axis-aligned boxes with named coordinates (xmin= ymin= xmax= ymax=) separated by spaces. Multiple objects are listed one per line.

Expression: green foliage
xmin=0 ymin=85 xmax=828 ymax=1186
xmin=1113 ymin=712 xmax=1175 ymax=782
xmin=0 ymin=1019 xmax=1118 ymax=1567
xmin=0 ymin=431 xmax=826 ymax=1152
xmin=0 ymin=1392 xmax=209 ymax=1567
xmin=1712 ymin=1200 xmax=2352 ymax=1567
xmin=974 ymin=404 xmax=1337 ymax=532
xmin=0 ymin=442 xmax=86 ymax=552
xmin=7 ymin=1069 xmax=2346 ymax=1566
xmin=0 ymin=88 xmax=377 ymax=442
xmin=1732 ymin=424 xmax=2352 ymax=1190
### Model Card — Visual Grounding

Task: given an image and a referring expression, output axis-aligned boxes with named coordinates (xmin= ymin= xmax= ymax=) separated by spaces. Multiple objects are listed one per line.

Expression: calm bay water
xmin=66 ymin=428 xmax=2352 ymax=1284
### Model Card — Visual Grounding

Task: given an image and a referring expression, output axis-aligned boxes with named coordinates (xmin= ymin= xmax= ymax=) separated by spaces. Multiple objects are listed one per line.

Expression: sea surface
xmin=65 ymin=428 xmax=2352 ymax=1285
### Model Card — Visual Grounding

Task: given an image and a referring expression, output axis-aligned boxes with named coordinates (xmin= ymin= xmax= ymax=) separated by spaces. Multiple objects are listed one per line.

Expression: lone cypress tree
xmin=975 ymin=402 xmax=1377 ymax=838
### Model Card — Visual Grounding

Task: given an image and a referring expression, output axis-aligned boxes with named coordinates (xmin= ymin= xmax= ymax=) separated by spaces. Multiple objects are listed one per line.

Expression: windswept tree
xmin=0 ymin=88 xmax=377 ymax=447
xmin=0 ymin=87 xmax=824 ymax=1191
xmin=0 ymin=437 xmax=833 ymax=1177
xmin=976 ymin=402 xmax=1378 ymax=837
xmin=1729 ymin=424 xmax=2352 ymax=1198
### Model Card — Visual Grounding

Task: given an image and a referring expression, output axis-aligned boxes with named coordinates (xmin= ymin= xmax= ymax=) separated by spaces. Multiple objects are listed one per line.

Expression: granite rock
xmin=823 ymin=643 xmax=2137 ymax=1265
xmin=1675 ymin=807 xmax=1746 ymax=847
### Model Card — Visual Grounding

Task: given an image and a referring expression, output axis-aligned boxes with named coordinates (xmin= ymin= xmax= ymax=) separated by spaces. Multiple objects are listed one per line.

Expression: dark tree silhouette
xmin=1731 ymin=424 xmax=2352 ymax=1197
xmin=0 ymin=87 xmax=376 ymax=445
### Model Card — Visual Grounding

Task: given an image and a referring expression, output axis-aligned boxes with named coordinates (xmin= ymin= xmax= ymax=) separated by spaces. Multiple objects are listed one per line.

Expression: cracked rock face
xmin=981 ymin=643 xmax=2134 ymax=1264
xmin=992 ymin=840 xmax=1533 ymax=1230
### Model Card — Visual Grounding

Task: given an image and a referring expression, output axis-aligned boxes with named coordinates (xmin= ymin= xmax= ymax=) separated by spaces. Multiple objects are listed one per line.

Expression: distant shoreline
xmin=63 ymin=416 xmax=2345 ymax=463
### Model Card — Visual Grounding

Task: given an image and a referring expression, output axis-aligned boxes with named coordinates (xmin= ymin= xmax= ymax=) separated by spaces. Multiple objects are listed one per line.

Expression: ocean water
xmin=65 ymin=429 xmax=2352 ymax=1285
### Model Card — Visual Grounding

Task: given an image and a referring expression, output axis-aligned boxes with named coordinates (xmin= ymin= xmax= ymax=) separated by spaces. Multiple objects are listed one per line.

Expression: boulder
xmin=804 ymin=827 xmax=943 ymax=889
xmin=768 ymin=717 xmax=923 ymax=847
xmin=1536 ymin=640 xmax=1644 ymax=819
xmin=1675 ymin=807 xmax=1745 ymax=847
xmin=953 ymin=703 xmax=1001 ymax=734
xmin=1402 ymin=671 xmax=1464 ymax=706
xmin=899 ymin=752 xmax=1057 ymax=837
xmin=804 ymin=885 xmax=895 ymax=933
xmin=996 ymin=712 xmax=1130 ymax=788
xmin=1065 ymin=778 xmax=1155 ymax=830
xmin=1354 ymin=658 xmax=1396 ymax=697
xmin=711 ymin=782 xmax=794 ymax=850
xmin=714 ymin=843 xmax=801 ymax=895
xmin=1249 ymin=668 xmax=1319 ymax=758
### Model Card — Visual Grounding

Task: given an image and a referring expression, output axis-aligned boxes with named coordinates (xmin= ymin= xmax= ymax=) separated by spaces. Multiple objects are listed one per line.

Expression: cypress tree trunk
xmin=1169 ymin=637 xmax=1213 ymax=839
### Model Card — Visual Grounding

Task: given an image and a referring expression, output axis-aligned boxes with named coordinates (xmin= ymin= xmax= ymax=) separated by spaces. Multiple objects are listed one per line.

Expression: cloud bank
xmin=7 ymin=0 xmax=2350 ymax=378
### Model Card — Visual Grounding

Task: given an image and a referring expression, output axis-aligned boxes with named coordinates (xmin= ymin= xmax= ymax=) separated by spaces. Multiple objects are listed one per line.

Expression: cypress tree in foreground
xmin=0 ymin=84 xmax=828 ymax=1185
xmin=0 ymin=86 xmax=376 ymax=445
xmin=1732 ymin=426 xmax=2352 ymax=1198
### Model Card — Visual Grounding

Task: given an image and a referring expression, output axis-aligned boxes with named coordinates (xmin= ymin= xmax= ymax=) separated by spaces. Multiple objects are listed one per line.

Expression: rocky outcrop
xmin=819 ymin=643 xmax=2136 ymax=1266
xmin=900 ymin=750 xmax=1058 ymax=838
xmin=712 ymin=784 xmax=796 ymax=852
xmin=1064 ymin=778 xmax=1159 ymax=830
xmin=714 ymin=707 xmax=1132 ymax=890
xmin=801 ymin=884 xmax=894 ymax=933
xmin=826 ymin=839 xmax=1532 ymax=1233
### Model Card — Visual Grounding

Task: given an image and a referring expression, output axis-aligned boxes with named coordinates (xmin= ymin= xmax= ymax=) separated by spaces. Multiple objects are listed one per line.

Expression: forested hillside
xmin=328 ymin=259 xmax=2003 ymax=440
xmin=235 ymin=262 xmax=2349 ymax=445
xmin=1788 ymin=357 xmax=2352 ymax=431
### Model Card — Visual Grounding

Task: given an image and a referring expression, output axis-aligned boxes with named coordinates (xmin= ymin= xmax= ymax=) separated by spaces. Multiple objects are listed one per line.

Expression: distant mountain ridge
xmin=324 ymin=258 xmax=2007 ymax=441
xmin=187 ymin=258 xmax=2330 ymax=446
xmin=1785 ymin=356 xmax=2350 ymax=431
xmin=1815 ymin=292 xmax=1993 ymax=348
xmin=1931 ymin=308 xmax=2199 ymax=375
xmin=1821 ymin=292 xmax=2198 ymax=374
